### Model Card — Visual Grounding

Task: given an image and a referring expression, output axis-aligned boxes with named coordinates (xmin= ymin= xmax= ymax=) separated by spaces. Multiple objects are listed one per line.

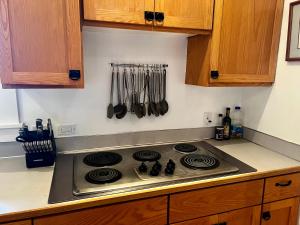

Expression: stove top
xmin=48 ymin=141 xmax=257 ymax=203
xmin=73 ymin=141 xmax=240 ymax=196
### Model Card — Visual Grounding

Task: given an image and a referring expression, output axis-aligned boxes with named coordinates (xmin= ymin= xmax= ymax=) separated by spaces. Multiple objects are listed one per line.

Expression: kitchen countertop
xmin=1 ymin=139 xmax=300 ymax=223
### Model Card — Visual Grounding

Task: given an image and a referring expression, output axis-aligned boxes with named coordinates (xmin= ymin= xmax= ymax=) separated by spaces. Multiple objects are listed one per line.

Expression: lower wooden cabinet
xmin=34 ymin=196 xmax=167 ymax=225
xmin=261 ymin=198 xmax=300 ymax=225
xmin=172 ymin=206 xmax=261 ymax=225
xmin=3 ymin=221 xmax=31 ymax=225
xmin=169 ymin=180 xmax=263 ymax=223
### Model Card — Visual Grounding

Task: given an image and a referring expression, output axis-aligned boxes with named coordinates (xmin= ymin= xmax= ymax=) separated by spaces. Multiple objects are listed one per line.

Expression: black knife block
xmin=24 ymin=138 xmax=56 ymax=168
xmin=16 ymin=122 xmax=57 ymax=169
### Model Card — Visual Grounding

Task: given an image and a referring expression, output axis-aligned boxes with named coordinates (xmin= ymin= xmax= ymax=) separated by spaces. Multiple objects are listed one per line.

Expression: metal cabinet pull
xmin=155 ymin=12 xmax=165 ymax=22
xmin=262 ymin=211 xmax=271 ymax=221
xmin=275 ymin=180 xmax=292 ymax=187
xmin=144 ymin=11 xmax=154 ymax=22
xmin=69 ymin=70 xmax=81 ymax=80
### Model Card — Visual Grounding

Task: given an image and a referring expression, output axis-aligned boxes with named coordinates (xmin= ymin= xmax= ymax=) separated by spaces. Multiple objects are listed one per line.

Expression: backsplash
xmin=17 ymin=27 xmax=242 ymax=137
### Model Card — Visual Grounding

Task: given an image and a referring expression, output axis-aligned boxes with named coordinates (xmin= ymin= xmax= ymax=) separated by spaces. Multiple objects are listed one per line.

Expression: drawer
xmin=34 ymin=196 xmax=167 ymax=225
xmin=264 ymin=173 xmax=300 ymax=203
xmin=169 ymin=180 xmax=264 ymax=223
xmin=3 ymin=221 xmax=31 ymax=225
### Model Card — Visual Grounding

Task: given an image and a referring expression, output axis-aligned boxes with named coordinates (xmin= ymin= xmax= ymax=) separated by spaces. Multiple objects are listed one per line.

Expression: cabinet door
xmin=218 ymin=206 xmax=261 ymax=225
xmin=261 ymin=198 xmax=300 ymax=225
xmin=84 ymin=0 xmax=154 ymax=25
xmin=210 ymin=0 xmax=284 ymax=85
xmin=0 ymin=0 xmax=83 ymax=88
xmin=172 ymin=215 xmax=218 ymax=225
xmin=154 ymin=0 xmax=214 ymax=30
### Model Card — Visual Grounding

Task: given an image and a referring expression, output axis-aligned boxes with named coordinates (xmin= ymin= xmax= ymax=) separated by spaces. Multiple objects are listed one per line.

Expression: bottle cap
xmin=226 ymin=107 xmax=230 ymax=110
xmin=235 ymin=106 xmax=241 ymax=110
xmin=218 ymin=114 xmax=223 ymax=117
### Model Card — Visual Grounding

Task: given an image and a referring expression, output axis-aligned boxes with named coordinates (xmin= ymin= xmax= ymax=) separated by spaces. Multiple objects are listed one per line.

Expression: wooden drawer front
xmin=34 ymin=197 xmax=167 ymax=225
xmin=172 ymin=206 xmax=261 ymax=225
xmin=169 ymin=180 xmax=264 ymax=223
xmin=264 ymin=173 xmax=300 ymax=203
xmin=3 ymin=221 xmax=31 ymax=225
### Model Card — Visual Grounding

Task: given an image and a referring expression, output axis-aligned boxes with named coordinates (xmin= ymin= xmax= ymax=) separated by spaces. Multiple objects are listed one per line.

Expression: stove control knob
xmin=150 ymin=161 xmax=162 ymax=176
xmin=165 ymin=159 xmax=176 ymax=175
xmin=138 ymin=162 xmax=148 ymax=173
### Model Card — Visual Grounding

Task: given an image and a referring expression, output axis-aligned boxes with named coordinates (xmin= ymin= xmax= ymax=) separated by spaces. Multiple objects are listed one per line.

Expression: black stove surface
xmin=133 ymin=150 xmax=161 ymax=162
xmin=181 ymin=154 xmax=220 ymax=170
xmin=83 ymin=152 xmax=122 ymax=167
xmin=174 ymin=143 xmax=197 ymax=153
xmin=85 ymin=168 xmax=122 ymax=184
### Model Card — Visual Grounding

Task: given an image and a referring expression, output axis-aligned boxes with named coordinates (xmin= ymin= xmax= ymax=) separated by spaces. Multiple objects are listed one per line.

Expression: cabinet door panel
xmin=0 ymin=0 xmax=83 ymax=87
xmin=210 ymin=0 xmax=283 ymax=85
xmin=218 ymin=206 xmax=261 ymax=225
xmin=172 ymin=215 xmax=218 ymax=225
xmin=155 ymin=0 xmax=214 ymax=30
xmin=261 ymin=198 xmax=300 ymax=225
xmin=84 ymin=0 xmax=154 ymax=25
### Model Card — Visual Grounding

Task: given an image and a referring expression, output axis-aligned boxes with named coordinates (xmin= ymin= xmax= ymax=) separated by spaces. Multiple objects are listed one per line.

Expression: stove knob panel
xmin=138 ymin=162 xmax=148 ymax=173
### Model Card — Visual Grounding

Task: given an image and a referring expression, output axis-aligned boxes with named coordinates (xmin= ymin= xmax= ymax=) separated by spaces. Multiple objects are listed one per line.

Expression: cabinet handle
xmin=155 ymin=12 xmax=165 ymax=23
xmin=275 ymin=180 xmax=292 ymax=187
xmin=144 ymin=11 xmax=154 ymax=22
xmin=211 ymin=70 xmax=219 ymax=79
xmin=69 ymin=70 xmax=81 ymax=80
xmin=262 ymin=211 xmax=271 ymax=221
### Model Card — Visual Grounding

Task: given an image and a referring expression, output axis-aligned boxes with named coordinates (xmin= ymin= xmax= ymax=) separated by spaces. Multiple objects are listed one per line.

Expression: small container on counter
xmin=215 ymin=113 xmax=224 ymax=141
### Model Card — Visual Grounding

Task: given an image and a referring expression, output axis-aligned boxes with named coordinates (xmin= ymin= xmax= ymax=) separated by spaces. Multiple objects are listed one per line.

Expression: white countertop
xmin=0 ymin=139 xmax=300 ymax=219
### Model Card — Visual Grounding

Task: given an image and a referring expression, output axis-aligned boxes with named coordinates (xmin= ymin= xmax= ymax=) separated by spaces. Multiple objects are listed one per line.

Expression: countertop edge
xmin=1 ymin=166 xmax=300 ymax=224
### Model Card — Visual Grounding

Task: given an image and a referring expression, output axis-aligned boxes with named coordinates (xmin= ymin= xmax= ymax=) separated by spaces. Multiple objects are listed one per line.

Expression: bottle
xmin=215 ymin=114 xmax=224 ymax=141
xmin=232 ymin=106 xmax=243 ymax=138
xmin=223 ymin=108 xmax=231 ymax=140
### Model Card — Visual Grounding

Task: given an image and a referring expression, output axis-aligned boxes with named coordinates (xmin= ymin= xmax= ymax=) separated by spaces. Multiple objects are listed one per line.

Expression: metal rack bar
xmin=110 ymin=63 xmax=168 ymax=68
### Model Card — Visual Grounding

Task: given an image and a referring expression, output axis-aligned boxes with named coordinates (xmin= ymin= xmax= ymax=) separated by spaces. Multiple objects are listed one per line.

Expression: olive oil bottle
xmin=223 ymin=108 xmax=232 ymax=140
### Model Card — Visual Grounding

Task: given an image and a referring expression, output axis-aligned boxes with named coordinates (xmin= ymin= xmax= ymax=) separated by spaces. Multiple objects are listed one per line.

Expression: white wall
xmin=243 ymin=0 xmax=300 ymax=145
xmin=17 ymin=27 xmax=242 ymax=137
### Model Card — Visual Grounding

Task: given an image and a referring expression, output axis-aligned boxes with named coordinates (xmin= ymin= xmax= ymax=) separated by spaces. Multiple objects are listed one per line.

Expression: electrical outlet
xmin=203 ymin=112 xmax=213 ymax=126
xmin=56 ymin=124 xmax=76 ymax=137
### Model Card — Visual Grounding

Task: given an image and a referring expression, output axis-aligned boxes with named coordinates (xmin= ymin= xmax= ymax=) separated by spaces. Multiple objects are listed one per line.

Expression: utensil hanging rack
xmin=110 ymin=63 xmax=168 ymax=68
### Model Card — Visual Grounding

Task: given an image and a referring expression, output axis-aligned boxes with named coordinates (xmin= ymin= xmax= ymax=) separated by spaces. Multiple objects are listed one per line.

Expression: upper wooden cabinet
xmin=0 ymin=0 xmax=83 ymax=88
xmin=84 ymin=0 xmax=154 ymax=26
xmin=83 ymin=0 xmax=214 ymax=31
xmin=154 ymin=0 xmax=214 ymax=30
xmin=186 ymin=0 xmax=284 ymax=86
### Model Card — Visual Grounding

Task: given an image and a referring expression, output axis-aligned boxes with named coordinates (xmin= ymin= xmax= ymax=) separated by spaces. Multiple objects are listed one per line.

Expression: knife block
xmin=23 ymin=138 xmax=56 ymax=168
xmin=16 ymin=121 xmax=57 ymax=168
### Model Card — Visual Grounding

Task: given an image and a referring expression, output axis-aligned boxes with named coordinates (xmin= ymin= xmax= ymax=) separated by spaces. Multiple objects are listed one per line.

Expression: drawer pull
xmin=262 ymin=211 xmax=271 ymax=221
xmin=275 ymin=180 xmax=292 ymax=187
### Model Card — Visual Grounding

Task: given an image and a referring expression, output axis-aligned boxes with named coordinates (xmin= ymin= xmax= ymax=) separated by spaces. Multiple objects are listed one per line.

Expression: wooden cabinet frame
xmin=186 ymin=0 xmax=284 ymax=86
xmin=0 ymin=0 xmax=83 ymax=88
